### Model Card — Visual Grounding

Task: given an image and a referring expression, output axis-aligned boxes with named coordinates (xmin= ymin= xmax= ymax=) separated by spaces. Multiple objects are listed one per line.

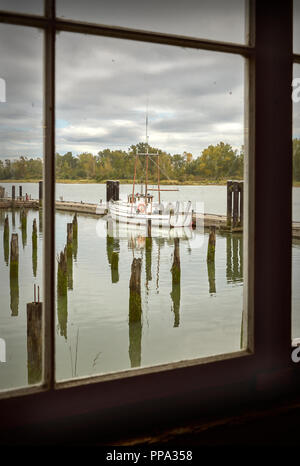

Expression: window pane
xmin=55 ymin=32 xmax=246 ymax=382
xmin=294 ymin=0 xmax=300 ymax=54
xmin=57 ymin=0 xmax=246 ymax=44
xmin=0 ymin=25 xmax=44 ymax=391
xmin=0 ymin=0 xmax=43 ymax=15
xmin=292 ymin=64 xmax=300 ymax=339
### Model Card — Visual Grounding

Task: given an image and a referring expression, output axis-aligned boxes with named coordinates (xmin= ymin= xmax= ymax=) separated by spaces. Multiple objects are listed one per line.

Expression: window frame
xmin=0 ymin=0 xmax=295 ymax=432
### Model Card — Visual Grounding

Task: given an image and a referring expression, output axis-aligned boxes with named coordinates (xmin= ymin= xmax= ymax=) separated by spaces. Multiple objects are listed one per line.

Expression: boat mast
xmin=157 ymin=153 xmax=160 ymax=204
xmin=145 ymin=112 xmax=149 ymax=203
xmin=132 ymin=152 xmax=138 ymax=208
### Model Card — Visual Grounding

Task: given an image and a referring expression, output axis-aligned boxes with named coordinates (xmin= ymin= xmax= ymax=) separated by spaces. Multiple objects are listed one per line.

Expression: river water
xmin=2 ymin=182 xmax=300 ymax=219
xmin=0 ymin=182 xmax=299 ymax=391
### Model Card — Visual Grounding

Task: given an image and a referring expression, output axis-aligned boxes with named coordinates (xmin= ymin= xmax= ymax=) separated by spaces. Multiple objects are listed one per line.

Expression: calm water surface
xmin=2 ymin=182 xmax=300 ymax=219
xmin=0 ymin=182 xmax=300 ymax=391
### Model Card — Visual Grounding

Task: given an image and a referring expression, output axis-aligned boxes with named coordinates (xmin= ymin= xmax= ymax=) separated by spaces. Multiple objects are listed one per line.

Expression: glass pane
xmin=0 ymin=25 xmax=44 ymax=391
xmin=55 ymin=32 xmax=246 ymax=382
xmin=0 ymin=0 xmax=43 ymax=15
xmin=57 ymin=0 xmax=246 ymax=44
xmin=294 ymin=0 xmax=300 ymax=54
xmin=292 ymin=64 xmax=300 ymax=341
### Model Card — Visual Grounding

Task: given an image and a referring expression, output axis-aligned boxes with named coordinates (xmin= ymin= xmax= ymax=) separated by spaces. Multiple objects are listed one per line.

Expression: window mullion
xmin=43 ymin=0 xmax=56 ymax=390
xmin=254 ymin=0 xmax=293 ymax=377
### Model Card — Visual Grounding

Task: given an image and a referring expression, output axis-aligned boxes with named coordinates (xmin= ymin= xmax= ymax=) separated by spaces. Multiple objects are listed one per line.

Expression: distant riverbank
xmin=1 ymin=178 xmax=300 ymax=187
xmin=0 ymin=178 xmax=245 ymax=186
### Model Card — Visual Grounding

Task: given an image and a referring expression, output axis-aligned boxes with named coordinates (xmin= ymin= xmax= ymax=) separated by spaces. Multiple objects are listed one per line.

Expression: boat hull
xmin=110 ymin=201 xmax=192 ymax=228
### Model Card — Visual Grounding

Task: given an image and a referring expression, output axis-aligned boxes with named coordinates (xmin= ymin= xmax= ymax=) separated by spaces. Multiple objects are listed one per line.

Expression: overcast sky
xmin=0 ymin=0 xmax=299 ymax=160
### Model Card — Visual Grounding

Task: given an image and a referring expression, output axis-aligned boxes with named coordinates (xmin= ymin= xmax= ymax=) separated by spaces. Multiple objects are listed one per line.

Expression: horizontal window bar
xmin=55 ymin=350 xmax=253 ymax=391
xmin=0 ymin=10 xmax=254 ymax=55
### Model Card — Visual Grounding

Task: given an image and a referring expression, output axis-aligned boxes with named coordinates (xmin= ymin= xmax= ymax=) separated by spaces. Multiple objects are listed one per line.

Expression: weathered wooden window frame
xmin=0 ymin=0 xmax=295 ymax=430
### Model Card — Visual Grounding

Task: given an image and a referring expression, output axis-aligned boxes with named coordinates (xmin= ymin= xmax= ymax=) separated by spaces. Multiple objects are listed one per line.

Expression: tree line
xmin=1 ymin=139 xmax=299 ymax=182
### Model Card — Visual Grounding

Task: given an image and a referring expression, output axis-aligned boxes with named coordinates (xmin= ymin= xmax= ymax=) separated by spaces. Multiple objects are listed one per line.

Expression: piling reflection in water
xmin=170 ymin=238 xmax=181 ymax=327
xmin=10 ymin=233 xmax=19 ymax=316
xmin=129 ymin=257 xmax=142 ymax=368
xmin=20 ymin=207 xmax=27 ymax=248
xmin=11 ymin=208 xmax=15 ymax=229
xmin=0 ymin=207 xmax=249 ymax=383
xmin=226 ymin=233 xmax=243 ymax=283
xmin=72 ymin=213 xmax=78 ymax=261
xmin=154 ymin=237 xmax=164 ymax=293
xmin=3 ymin=215 xmax=9 ymax=266
xmin=106 ymin=223 xmax=120 ymax=284
xmin=39 ymin=207 xmax=42 ymax=234
xmin=32 ymin=219 xmax=37 ymax=277
xmin=145 ymin=236 xmax=152 ymax=290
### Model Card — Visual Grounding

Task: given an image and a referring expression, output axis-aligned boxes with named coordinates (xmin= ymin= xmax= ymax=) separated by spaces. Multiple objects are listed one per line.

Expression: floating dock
xmin=55 ymin=200 xmax=107 ymax=215
xmin=1 ymin=198 xmax=299 ymax=239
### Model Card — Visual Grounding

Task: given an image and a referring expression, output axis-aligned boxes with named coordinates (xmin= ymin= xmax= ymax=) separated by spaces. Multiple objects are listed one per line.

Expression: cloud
xmin=0 ymin=1 xmax=246 ymax=160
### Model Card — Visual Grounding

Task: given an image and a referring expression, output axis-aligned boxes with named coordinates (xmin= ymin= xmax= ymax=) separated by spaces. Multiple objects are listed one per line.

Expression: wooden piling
xmin=0 ymin=186 xmax=5 ymax=198
xmin=27 ymin=301 xmax=42 ymax=384
xmin=111 ymin=251 xmax=119 ymax=284
xmin=32 ymin=219 xmax=37 ymax=277
xmin=145 ymin=237 xmax=152 ymax=285
xmin=207 ymin=260 xmax=216 ymax=294
xmin=147 ymin=218 xmax=152 ymax=238
xmin=239 ymin=181 xmax=244 ymax=226
xmin=10 ymin=233 xmax=19 ymax=266
xmin=106 ymin=180 xmax=120 ymax=203
xmin=227 ymin=181 xmax=233 ymax=227
xmin=171 ymin=238 xmax=181 ymax=285
xmin=129 ymin=257 xmax=142 ymax=320
xmin=38 ymin=180 xmax=43 ymax=206
xmin=57 ymin=248 xmax=68 ymax=339
xmin=19 ymin=186 xmax=22 ymax=199
xmin=170 ymin=238 xmax=181 ymax=327
xmin=72 ymin=213 xmax=78 ymax=238
xmin=20 ymin=207 xmax=27 ymax=248
xmin=207 ymin=226 xmax=216 ymax=263
xmin=66 ymin=223 xmax=73 ymax=290
xmin=113 ymin=180 xmax=120 ymax=201
xmin=12 ymin=185 xmax=15 ymax=206
xmin=57 ymin=248 xmax=67 ymax=296
xmin=3 ymin=215 xmax=9 ymax=265
xmin=232 ymin=181 xmax=239 ymax=228
xmin=67 ymin=222 xmax=73 ymax=244
xmin=10 ymin=233 xmax=19 ymax=316
xmin=129 ymin=257 xmax=142 ymax=367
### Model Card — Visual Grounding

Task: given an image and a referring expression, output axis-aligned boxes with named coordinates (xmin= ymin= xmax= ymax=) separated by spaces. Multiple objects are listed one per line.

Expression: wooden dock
xmin=0 ymin=199 xmax=39 ymax=209
xmin=55 ymin=200 xmax=107 ymax=215
xmin=1 ymin=198 xmax=299 ymax=239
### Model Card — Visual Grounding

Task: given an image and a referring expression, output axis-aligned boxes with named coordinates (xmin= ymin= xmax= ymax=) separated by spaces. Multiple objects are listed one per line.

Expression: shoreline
xmin=1 ymin=179 xmax=300 ymax=187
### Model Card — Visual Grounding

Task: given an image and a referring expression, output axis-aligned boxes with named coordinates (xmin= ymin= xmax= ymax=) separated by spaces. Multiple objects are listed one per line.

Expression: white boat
xmin=110 ymin=197 xmax=192 ymax=228
xmin=109 ymin=115 xmax=193 ymax=228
